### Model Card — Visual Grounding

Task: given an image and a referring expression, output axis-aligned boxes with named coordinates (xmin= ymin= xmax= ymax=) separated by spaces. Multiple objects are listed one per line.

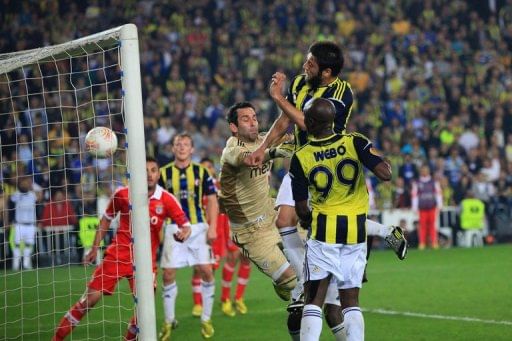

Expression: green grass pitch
xmin=1 ymin=245 xmax=511 ymax=340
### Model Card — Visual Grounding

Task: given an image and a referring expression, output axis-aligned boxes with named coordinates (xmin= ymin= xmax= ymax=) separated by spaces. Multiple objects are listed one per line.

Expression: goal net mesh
xmin=0 ymin=29 xmax=135 ymax=340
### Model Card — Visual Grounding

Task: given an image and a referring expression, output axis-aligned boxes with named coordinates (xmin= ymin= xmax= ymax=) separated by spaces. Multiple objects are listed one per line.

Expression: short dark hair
xmin=200 ymin=157 xmax=214 ymax=164
xmin=309 ymin=41 xmax=344 ymax=76
xmin=146 ymin=156 xmax=159 ymax=165
xmin=171 ymin=132 xmax=194 ymax=147
xmin=226 ymin=101 xmax=255 ymax=126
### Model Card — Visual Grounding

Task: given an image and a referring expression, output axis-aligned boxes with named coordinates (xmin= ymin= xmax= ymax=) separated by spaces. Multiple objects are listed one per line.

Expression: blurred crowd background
xmin=1 ymin=0 xmax=512 ymax=243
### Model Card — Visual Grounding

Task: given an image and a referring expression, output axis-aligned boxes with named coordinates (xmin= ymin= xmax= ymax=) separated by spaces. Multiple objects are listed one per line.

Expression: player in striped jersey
xmin=248 ymin=41 xmax=406 ymax=339
xmin=158 ymin=133 xmax=218 ymax=339
xmin=290 ymin=98 xmax=392 ymax=341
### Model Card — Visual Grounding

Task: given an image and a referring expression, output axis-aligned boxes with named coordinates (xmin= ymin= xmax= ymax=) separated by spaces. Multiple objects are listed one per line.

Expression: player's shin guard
xmin=53 ymin=301 xmax=88 ymax=340
xmin=279 ymin=227 xmax=305 ymax=281
xmin=235 ymin=262 xmax=251 ymax=300
xmin=342 ymin=307 xmax=364 ymax=341
xmin=221 ymin=262 xmax=235 ymax=301
xmin=124 ymin=316 xmax=137 ymax=340
xmin=300 ymin=304 xmax=323 ymax=341
xmin=201 ymin=280 xmax=215 ymax=322
xmin=192 ymin=275 xmax=202 ymax=306
xmin=162 ymin=282 xmax=178 ymax=323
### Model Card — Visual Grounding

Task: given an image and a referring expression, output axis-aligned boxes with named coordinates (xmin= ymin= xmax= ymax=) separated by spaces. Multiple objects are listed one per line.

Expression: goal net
xmin=0 ymin=24 xmax=156 ymax=340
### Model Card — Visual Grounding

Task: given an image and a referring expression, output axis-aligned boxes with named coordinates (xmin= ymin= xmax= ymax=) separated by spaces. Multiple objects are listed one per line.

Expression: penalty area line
xmin=364 ymin=308 xmax=512 ymax=326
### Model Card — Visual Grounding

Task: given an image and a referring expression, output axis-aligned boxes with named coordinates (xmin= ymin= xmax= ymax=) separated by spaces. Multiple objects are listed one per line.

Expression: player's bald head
xmin=304 ymin=98 xmax=335 ymax=135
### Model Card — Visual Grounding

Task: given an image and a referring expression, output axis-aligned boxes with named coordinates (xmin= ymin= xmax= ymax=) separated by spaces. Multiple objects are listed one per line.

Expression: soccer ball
xmin=85 ymin=127 xmax=118 ymax=157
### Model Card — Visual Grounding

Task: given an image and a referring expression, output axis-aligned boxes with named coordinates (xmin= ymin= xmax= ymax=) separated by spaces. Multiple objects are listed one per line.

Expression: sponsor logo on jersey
xmin=249 ymin=161 xmax=272 ymax=178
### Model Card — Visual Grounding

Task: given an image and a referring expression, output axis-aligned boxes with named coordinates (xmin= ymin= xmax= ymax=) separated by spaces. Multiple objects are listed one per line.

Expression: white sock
xmin=13 ymin=247 xmax=21 ymax=270
xmin=291 ymin=278 xmax=304 ymax=301
xmin=342 ymin=307 xmax=364 ymax=341
xmin=300 ymin=304 xmax=323 ymax=341
xmin=23 ymin=245 xmax=33 ymax=268
xmin=366 ymin=220 xmax=392 ymax=238
xmin=162 ymin=282 xmax=178 ymax=323
xmin=201 ymin=280 xmax=215 ymax=322
xmin=331 ymin=322 xmax=347 ymax=341
xmin=279 ymin=227 xmax=305 ymax=281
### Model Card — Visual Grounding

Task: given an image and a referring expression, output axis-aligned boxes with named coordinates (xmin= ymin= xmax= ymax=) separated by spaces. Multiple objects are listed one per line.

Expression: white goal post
xmin=0 ymin=24 xmax=156 ymax=340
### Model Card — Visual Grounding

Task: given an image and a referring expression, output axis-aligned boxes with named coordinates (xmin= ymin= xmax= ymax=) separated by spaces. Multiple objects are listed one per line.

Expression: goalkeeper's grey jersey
xmin=219 ymin=136 xmax=275 ymax=226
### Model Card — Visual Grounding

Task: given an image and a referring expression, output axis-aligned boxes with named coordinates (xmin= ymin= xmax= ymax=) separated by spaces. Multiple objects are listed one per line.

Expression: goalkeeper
xmin=218 ymin=101 xmax=297 ymax=303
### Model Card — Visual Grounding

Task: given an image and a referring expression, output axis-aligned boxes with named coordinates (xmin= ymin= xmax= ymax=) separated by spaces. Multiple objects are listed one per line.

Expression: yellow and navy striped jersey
xmin=289 ymin=133 xmax=383 ymax=245
xmin=159 ymin=161 xmax=217 ymax=224
xmin=287 ymin=74 xmax=354 ymax=148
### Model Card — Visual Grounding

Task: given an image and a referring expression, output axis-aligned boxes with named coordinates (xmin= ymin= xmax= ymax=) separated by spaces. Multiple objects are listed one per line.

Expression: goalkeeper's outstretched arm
xmin=246 ymin=113 xmax=291 ymax=166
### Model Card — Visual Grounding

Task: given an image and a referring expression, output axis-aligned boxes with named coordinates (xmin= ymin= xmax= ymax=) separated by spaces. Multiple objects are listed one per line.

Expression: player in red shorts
xmin=52 ymin=157 xmax=191 ymax=341
xmin=189 ymin=158 xmax=252 ymax=317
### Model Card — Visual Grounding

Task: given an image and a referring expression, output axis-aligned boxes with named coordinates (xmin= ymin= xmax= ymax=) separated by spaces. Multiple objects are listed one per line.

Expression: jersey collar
xmin=306 ymin=75 xmax=339 ymax=89
xmin=150 ymin=185 xmax=163 ymax=200
xmin=309 ymin=134 xmax=342 ymax=147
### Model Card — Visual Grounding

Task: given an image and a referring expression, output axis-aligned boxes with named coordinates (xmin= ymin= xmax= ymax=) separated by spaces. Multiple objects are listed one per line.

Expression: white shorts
xmin=14 ymin=223 xmax=36 ymax=246
xmin=304 ymin=239 xmax=367 ymax=289
xmin=275 ymin=173 xmax=295 ymax=208
xmin=325 ymin=281 xmax=341 ymax=305
xmin=160 ymin=223 xmax=214 ymax=269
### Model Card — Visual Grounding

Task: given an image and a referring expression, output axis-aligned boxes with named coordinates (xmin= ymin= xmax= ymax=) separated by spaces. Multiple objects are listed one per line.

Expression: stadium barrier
xmin=36 ymin=225 xmax=76 ymax=266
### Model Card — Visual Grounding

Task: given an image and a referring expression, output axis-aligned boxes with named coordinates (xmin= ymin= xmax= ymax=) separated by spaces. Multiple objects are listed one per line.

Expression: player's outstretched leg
xmin=277 ymin=205 xmax=304 ymax=282
xmin=124 ymin=316 xmax=137 ymax=341
xmin=53 ymin=289 xmax=101 ymax=340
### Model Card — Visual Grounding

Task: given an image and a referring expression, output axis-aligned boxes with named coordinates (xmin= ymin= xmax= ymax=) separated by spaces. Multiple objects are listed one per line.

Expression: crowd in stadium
xmin=2 ymin=0 xmax=512 ymax=240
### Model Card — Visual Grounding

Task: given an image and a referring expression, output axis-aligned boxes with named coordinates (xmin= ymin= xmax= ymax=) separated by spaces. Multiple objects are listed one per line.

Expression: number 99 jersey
xmin=289 ymin=133 xmax=384 ymax=245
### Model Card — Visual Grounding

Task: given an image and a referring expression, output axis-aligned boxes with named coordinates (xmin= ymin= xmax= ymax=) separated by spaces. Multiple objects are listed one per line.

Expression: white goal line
xmin=364 ymin=308 xmax=512 ymax=326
